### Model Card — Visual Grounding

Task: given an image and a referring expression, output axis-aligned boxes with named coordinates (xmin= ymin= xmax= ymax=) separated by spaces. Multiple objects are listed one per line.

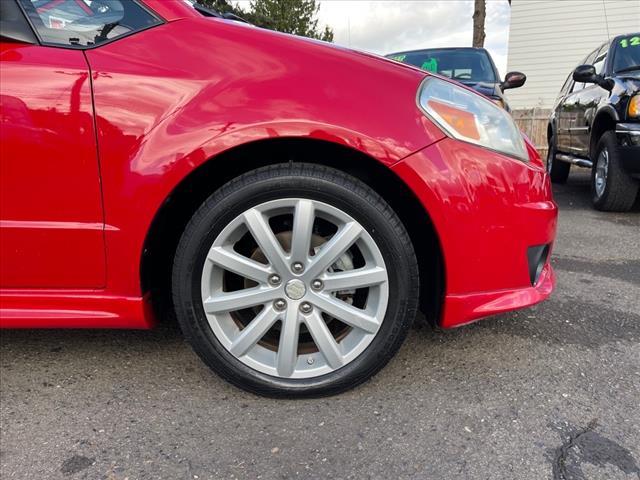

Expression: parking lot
xmin=1 ymin=170 xmax=639 ymax=480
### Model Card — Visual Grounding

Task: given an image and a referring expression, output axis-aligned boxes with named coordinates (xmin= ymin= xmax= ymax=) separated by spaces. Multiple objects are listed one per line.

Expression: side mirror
xmin=572 ymin=64 xmax=614 ymax=90
xmin=573 ymin=64 xmax=598 ymax=83
xmin=502 ymin=71 xmax=526 ymax=90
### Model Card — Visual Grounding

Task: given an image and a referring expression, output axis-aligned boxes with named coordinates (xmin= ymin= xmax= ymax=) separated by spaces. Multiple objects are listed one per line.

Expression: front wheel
xmin=591 ymin=131 xmax=639 ymax=212
xmin=172 ymin=164 xmax=419 ymax=397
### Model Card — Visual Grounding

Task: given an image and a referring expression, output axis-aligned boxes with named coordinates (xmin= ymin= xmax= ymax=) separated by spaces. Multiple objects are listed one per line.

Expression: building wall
xmin=506 ymin=0 xmax=640 ymax=110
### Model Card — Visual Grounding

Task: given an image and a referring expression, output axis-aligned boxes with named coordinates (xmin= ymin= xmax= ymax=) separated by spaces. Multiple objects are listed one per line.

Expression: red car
xmin=0 ymin=0 xmax=557 ymax=396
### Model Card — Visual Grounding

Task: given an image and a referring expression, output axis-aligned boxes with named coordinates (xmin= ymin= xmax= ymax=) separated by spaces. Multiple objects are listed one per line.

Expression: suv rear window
xmin=388 ymin=49 xmax=497 ymax=83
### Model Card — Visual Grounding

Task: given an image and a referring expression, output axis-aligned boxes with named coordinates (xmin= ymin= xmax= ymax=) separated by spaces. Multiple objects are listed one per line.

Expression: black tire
xmin=547 ymin=131 xmax=570 ymax=184
xmin=172 ymin=163 xmax=419 ymax=397
xmin=591 ymin=131 xmax=639 ymax=212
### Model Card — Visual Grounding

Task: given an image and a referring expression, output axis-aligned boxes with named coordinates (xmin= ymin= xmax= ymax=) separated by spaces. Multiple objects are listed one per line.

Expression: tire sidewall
xmin=590 ymin=131 xmax=639 ymax=211
xmin=172 ymin=165 xmax=418 ymax=396
xmin=547 ymin=130 xmax=570 ymax=183
xmin=546 ymin=133 xmax=555 ymax=175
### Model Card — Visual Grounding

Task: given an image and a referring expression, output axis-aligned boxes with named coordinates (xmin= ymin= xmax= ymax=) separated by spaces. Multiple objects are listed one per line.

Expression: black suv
xmin=547 ymin=33 xmax=640 ymax=211
xmin=386 ymin=47 xmax=526 ymax=111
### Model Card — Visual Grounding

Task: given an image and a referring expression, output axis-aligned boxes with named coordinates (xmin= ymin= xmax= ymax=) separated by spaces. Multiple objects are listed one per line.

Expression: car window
xmin=612 ymin=33 xmax=640 ymax=73
xmin=592 ymin=43 xmax=608 ymax=75
xmin=0 ymin=0 xmax=38 ymax=43
xmin=17 ymin=0 xmax=161 ymax=47
xmin=387 ymin=49 xmax=497 ymax=83
xmin=569 ymin=47 xmax=600 ymax=94
xmin=583 ymin=47 xmax=599 ymax=66
xmin=570 ymin=81 xmax=584 ymax=93
xmin=559 ymin=72 xmax=573 ymax=95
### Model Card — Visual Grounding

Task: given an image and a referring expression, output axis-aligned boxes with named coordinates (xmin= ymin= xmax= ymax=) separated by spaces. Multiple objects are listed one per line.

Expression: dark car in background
xmin=547 ymin=33 xmax=640 ymax=212
xmin=386 ymin=47 xmax=526 ymax=111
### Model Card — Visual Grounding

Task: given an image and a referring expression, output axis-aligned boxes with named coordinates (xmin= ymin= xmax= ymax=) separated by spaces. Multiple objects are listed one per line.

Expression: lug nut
xmin=299 ymin=302 xmax=313 ymax=314
xmin=311 ymin=279 xmax=323 ymax=290
xmin=291 ymin=262 xmax=304 ymax=274
xmin=268 ymin=274 xmax=281 ymax=286
xmin=307 ymin=357 xmax=315 ymax=365
xmin=273 ymin=299 xmax=287 ymax=311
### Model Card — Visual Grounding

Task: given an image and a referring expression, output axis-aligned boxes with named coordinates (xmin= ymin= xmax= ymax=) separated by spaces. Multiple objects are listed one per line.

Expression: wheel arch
xmin=140 ymin=137 xmax=445 ymax=326
xmin=590 ymin=108 xmax=618 ymax=158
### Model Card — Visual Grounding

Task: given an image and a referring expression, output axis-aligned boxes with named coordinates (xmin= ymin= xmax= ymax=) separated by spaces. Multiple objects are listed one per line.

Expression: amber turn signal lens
xmin=629 ymin=95 xmax=639 ymax=118
xmin=427 ymin=100 xmax=481 ymax=140
xmin=417 ymin=77 xmax=528 ymax=161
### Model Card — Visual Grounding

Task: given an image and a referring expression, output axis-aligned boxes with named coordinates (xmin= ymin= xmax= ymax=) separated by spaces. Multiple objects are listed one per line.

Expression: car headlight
xmin=417 ymin=77 xmax=528 ymax=161
xmin=628 ymin=95 xmax=639 ymax=118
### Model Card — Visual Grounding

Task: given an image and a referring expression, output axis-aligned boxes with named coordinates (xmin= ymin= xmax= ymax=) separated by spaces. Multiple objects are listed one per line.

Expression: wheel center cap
xmin=284 ymin=279 xmax=306 ymax=300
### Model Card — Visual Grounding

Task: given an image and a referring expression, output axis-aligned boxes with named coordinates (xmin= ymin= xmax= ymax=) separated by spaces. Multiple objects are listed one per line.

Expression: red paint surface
xmin=142 ymin=0 xmax=200 ymax=21
xmin=392 ymin=138 xmax=557 ymax=327
xmin=0 ymin=5 xmax=556 ymax=329
xmin=0 ymin=290 xmax=151 ymax=329
xmin=0 ymin=43 xmax=105 ymax=289
xmin=83 ymin=16 xmax=444 ymax=299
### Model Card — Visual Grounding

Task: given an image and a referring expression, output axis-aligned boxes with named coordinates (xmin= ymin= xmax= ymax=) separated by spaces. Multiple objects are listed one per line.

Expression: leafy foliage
xmin=199 ymin=0 xmax=333 ymax=42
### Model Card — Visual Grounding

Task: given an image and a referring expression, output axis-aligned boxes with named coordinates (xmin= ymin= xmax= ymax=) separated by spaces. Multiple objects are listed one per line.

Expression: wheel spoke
xmin=289 ymin=199 xmax=315 ymax=263
xmin=322 ymin=266 xmax=386 ymax=291
xmin=243 ymin=209 xmax=289 ymax=273
xmin=207 ymin=246 xmax=272 ymax=284
xmin=203 ymin=287 xmax=276 ymax=314
xmin=311 ymin=293 xmax=379 ymax=334
xmin=304 ymin=311 xmax=344 ymax=369
xmin=201 ymin=197 xmax=390 ymax=379
xmin=229 ymin=306 xmax=280 ymax=357
xmin=305 ymin=222 xmax=362 ymax=279
xmin=276 ymin=307 xmax=300 ymax=377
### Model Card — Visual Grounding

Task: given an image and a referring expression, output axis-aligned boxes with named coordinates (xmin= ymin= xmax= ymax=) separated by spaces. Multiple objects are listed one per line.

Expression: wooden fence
xmin=512 ymin=108 xmax=551 ymax=159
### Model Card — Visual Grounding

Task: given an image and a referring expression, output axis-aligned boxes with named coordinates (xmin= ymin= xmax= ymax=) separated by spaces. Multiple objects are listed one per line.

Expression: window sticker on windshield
xmin=49 ymin=16 xmax=68 ymax=29
xmin=389 ymin=54 xmax=407 ymax=62
xmin=421 ymin=58 xmax=438 ymax=73
xmin=620 ymin=36 xmax=640 ymax=48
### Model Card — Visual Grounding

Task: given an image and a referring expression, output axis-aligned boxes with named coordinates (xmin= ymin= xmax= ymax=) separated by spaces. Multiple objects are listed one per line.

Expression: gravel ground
xmin=1 ymin=170 xmax=639 ymax=480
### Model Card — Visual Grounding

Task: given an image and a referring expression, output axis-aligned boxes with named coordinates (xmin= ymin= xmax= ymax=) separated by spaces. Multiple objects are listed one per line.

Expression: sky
xmin=234 ymin=1 xmax=512 ymax=77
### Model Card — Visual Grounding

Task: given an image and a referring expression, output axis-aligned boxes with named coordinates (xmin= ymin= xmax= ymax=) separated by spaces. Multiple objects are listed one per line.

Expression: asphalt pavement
xmin=1 ymin=170 xmax=639 ymax=480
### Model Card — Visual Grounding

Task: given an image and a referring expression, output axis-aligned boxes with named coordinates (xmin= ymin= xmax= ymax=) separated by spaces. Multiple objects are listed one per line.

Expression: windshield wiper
xmin=192 ymin=2 xmax=249 ymax=23
xmin=94 ymin=21 xmax=120 ymax=43
xmin=616 ymin=65 xmax=640 ymax=73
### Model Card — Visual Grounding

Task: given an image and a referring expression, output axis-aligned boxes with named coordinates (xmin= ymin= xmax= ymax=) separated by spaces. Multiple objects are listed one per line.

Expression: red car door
xmin=0 ymin=40 xmax=105 ymax=288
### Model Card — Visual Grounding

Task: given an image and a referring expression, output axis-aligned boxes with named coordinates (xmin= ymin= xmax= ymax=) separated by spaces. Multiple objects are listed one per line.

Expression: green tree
xmin=200 ymin=0 xmax=333 ymax=42
xmin=250 ymin=0 xmax=333 ymax=41
xmin=199 ymin=0 xmax=246 ymax=17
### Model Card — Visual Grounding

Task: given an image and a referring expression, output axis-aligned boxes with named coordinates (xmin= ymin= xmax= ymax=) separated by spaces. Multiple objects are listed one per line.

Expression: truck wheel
xmin=591 ymin=131 xmax=639 ymax=212
xmin=547 ymin=132 xmax=570 ymax=184
xmin=172 ymin=163 xmax=419 ymax=397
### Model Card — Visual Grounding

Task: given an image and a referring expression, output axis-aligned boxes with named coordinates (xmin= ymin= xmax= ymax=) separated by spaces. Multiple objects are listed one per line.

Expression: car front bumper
xmin=392 ymin=138 xmax=558 ymax=328
xmin=616 ymin=122 xmax=640 ymax=175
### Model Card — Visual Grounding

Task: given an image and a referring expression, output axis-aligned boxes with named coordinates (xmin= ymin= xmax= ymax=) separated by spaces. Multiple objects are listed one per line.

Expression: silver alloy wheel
xmin=200 ymin=198 xmax=389 ymax=379
xmin=595 ymin=148 xmax=609 ymax=198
